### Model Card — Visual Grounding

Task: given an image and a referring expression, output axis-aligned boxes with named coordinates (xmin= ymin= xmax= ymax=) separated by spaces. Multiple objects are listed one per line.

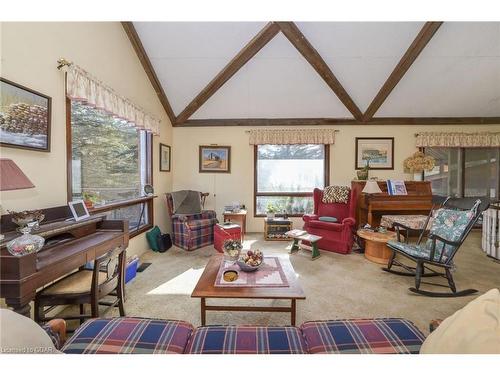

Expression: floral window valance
xmin=65 ymin=64 xmax=160 ymax=135
xmin=248 ymin=128 xmax=336 ymax=145
xmin=415 ymin=131 xmax=500 ymax=148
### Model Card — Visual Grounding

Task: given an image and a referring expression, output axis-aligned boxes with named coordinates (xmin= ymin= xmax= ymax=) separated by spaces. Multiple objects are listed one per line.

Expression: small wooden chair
xmin=34 ymin=246 xmax=126 ymax=324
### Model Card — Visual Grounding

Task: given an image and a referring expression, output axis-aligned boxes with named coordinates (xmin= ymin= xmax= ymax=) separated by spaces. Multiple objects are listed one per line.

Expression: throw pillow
xmin=319 ymin=216 xmax=338 ymax=223
xmin=322 ymin=186 xmax=350 ymax=204
xmin=420 ymin=288 xmax=500 ymax=354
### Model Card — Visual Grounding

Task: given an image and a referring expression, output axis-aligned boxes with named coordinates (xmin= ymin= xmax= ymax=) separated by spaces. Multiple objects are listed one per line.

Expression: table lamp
xmin=0 ymin=159 xmax=35 ymax=240
xmin=0 ymin=158 xmax=35 ymax=191
xmin=362 ymin=179 xmax=382 ymax=194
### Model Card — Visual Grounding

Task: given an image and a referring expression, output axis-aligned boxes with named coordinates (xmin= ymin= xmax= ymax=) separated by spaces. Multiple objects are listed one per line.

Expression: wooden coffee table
xmin=357 ymin=229 xmax=400 ymax=265
xmin=191 ymin=254 xmax=306 ymax=325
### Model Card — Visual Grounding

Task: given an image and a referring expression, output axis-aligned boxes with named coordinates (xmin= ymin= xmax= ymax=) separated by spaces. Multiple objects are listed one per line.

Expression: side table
xmin=357 ymin=229 xmax=399 ymax=265
xmin=223 ymin=210 xmax=247 ymax=240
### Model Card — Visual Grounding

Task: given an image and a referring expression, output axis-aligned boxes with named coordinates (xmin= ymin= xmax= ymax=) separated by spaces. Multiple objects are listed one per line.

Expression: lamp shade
xmin=0 ymin=159 xmax=35 ymax=191
xmin=362 ymin=180 xmax=382 ymax=194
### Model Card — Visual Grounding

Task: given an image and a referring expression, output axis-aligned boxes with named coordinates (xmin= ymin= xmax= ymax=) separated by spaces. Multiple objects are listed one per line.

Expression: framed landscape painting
xmin=355 ymin=137 xmax=394 ymax=170
xmin=199 ymin=145 xmax=231 ymax=173
xmin=159 ymin=143 xmax=171 ymax=172
xmin=0 ymin=77 xmax=51 ymax=152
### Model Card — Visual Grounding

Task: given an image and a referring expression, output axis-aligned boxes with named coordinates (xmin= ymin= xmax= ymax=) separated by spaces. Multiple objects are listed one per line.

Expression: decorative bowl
xmin=9 ymin=210 xmax=44 ymax=228
xmin=237 ymin=259 xmax=262 ymax=272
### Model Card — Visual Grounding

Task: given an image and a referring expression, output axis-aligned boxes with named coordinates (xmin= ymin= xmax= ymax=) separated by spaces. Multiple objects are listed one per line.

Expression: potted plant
xmin=82 ymin=191 xmax=100 ymax=209
xmin=266 ymin=203 xmax=277 ymax=219
xmin=357 ymin=158 xmax=370 ymax=180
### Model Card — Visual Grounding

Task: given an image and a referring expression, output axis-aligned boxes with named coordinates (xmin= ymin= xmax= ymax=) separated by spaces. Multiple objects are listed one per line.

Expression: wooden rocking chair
xmin=383 ymin=196 xmax=490 ymax=297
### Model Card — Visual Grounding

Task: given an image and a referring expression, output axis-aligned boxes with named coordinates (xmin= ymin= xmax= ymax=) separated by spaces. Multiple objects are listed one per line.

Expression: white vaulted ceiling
xmin=133 ymin=22 xmax=500 ymax=120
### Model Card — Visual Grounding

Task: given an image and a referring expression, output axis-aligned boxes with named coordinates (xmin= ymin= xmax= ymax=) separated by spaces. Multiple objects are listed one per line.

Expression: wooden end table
xmin=357 ymin=229 xmax=399 ymax=265
xmin=191 ymin=254 xmax=305 ymax=325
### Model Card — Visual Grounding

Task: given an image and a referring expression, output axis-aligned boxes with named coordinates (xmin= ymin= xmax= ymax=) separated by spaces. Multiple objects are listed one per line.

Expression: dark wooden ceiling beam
xmin=362 ymin=22 xmax=443 ymax=121
xmin=276 ymin=21 xmax=363 ymax=121
xmin=175 ymin=22 xmax=281 ymax=124
xmin=121 ymin=22 xmax=177 ymax=126
xmin=176 ymin=117 xmax=500 ymax=127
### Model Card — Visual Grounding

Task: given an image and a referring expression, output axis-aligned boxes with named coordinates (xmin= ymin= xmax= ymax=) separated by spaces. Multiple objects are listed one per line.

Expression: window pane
xmin=71 ymin=102 xmax=144 ymax=204
xmin=103 ymin=203 xmax=149 ymax=232
xmin=257 ymin=145 xmax=325 ymax=193
xmin=464 ymin=148 xmax=499 ymax=199
xmin=256 ymin=196 xmax=313 ymax=216
xmin=424 ymin=148 xmax=460 ymax=197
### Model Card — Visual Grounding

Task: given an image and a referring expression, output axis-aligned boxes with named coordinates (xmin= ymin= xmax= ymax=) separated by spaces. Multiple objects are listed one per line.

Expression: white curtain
xmin=66 ymin=64 xmax=160 ymax=135
xmin=416 ymin=131 xmax=500 ymax=148
xmin=248 ymin=128 xmax=336 ymax=145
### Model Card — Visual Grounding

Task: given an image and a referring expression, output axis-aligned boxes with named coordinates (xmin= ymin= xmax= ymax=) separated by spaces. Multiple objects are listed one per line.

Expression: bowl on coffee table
xmin=237 ymin=250 xmax=263 ymax=272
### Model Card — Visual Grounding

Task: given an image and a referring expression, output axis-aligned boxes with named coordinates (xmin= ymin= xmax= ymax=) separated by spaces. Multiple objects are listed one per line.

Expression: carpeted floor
xmin=99 ymin=231 xmax=499 ymax=334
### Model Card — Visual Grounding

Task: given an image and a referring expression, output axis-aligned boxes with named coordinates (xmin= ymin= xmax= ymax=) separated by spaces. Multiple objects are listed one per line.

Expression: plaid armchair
xmin=165 ymin=192 xmax=218 ymax=251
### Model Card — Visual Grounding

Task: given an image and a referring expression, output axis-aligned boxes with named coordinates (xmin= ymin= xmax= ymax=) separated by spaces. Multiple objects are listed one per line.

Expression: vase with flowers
xmin=223 ymin=238 xmax=243 ymax=264
xmin=356 ymin=158 xmax=371 ymax=180
xmin=403 ymin=151 xmax=436 ymax=181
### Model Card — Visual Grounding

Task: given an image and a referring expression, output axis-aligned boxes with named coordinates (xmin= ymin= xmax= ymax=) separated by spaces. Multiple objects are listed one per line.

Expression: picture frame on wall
xmin=0 ymin=77 xmax=52 ymax=152
xmin=199 ymin=145 xmax=231 ymax=173
xmin=355 ymin=137 xmax=394 ymax=170
xmin=159 ymin=143 xmax=171 ymax=172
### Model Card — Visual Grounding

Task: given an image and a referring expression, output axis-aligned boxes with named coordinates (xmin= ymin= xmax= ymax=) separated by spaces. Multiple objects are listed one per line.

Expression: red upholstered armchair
xmin=303 ymin=188 xmax=357 ymax=254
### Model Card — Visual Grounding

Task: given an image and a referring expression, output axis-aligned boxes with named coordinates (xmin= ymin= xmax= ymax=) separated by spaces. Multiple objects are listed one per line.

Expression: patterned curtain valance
xmin=248 ymin=129 xmax=336 ymax=145
xmin=66 ymin=64 xmax=160 ymax=135
xmin=416 ymin=132 xmax=500 ymax=148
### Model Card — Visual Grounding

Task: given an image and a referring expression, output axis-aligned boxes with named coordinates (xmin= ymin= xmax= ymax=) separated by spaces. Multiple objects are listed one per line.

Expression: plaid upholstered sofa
xmin=59 ymin=317 xmax=426 ymax=354
xmin=165 ymin=193 xmax=218 ymax=251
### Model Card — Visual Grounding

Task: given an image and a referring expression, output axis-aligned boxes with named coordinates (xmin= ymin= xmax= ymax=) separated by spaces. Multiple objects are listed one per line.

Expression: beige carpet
xmin=99 ymin=232 xmax=499 ymax=334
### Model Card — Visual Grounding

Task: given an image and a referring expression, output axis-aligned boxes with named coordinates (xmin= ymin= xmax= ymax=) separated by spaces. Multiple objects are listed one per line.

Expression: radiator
xmin=482 ymin=207 xmax=500 ymax=260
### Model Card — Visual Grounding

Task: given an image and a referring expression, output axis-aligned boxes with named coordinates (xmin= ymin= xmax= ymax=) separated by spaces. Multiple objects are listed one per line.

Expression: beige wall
xmin=173 ymin=124 xmax=500 ymax=232
xmin=0 ymin=22 xmax=173 ymax=258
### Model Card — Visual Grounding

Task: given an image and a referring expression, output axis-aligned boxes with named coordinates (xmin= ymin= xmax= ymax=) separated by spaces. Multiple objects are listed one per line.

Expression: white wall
xmin=173 ymin=124 xmax=500 ymax=232
xmin=0 ymin=22 xmax=173 ymax=258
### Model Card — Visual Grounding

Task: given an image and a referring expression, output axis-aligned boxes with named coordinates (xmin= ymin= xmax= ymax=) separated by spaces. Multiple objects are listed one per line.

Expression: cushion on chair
xmin=300 ymin=318 xmax=426 ymax=354
xmin=185 ymin=326 xmax=307 ymax=354
xmin=387 ymin=241 xmax=442 ymax=262
xmin=39 ymin=270 xmax=108 ymax=295
xmin=62 ymin=317 xmax=194 ymax=354
xmin=420 ymin=289 xmax=500 ymax=354
xmin=186 ymin=218 xmax=218 ymax=230
xmin=424 ymin=205 xmax=477 ymax=259
xmin=319 ymin=216 xmax=338 ymax=223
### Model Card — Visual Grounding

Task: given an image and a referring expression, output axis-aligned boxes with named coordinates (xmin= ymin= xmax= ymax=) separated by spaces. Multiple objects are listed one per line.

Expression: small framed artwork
xmin=0 ymin=77 xmax=51 ymax=152
xmin=199 ymin=145 xmax=231 ymax=173
xmin=355 ymin=137 xmax=394 ymax=170
xmin=159 ymin=143 xmax=171 ymax=172
xmin=68 ymin=200 xmax=90 ymax=221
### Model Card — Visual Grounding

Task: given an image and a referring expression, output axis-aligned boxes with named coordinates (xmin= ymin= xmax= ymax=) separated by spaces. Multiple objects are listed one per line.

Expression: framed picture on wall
xmin=159 ymin=143 xmax=171 ymax=172
xmin=199 ymin=145 xmax=231 ymax=173
xmin=355 ymin=137 xmax=394 ymax=170
xmin=0 ymin=77 xmax=52 ymax=152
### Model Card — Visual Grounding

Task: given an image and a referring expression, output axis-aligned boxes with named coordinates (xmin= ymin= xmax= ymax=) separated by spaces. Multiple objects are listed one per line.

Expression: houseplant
xmin=82 ymin=191 xmax=100 ymax=208
xmin=356 ymin=158 xmax=370 ymax=180
xmin=266 ymin=203 xmax=277 ymax=219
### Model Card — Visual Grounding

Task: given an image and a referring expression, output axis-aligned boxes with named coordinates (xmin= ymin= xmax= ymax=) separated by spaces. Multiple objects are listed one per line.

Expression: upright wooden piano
xmin=351 ymin=180 xmax=433 ymax=227
xmin=0 ymin=206 xmax=129 ymax=317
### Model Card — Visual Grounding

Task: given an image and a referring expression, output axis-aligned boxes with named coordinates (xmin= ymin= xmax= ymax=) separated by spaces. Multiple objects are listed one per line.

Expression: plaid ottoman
xmin=301 ymin=318 xmax=426 ymax=354
xmin=62 ymin=317 xmax=193 ymax=354
xmin=186 ymin=326 xmax=307 ymax=354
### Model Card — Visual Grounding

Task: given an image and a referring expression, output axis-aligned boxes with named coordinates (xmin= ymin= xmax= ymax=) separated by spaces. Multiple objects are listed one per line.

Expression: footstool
xmin=61 ymin=317 xmax=193 ymax=354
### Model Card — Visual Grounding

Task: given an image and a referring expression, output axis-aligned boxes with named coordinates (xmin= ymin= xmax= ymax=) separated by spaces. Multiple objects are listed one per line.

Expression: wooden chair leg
xmin=387 ymin=250 xmax=396 ymax=270
xmin=415 ymin=262 xmax=423 ymax=290
xmin=117 ymin=285 xmax=126 ymax=317
xmin=445 ymin=268 xmax=457 ymax=293
xmin=34 ymin=298 xmax=41 ymax=323
xmin=79 ymin=304 xmax=85 ymax=324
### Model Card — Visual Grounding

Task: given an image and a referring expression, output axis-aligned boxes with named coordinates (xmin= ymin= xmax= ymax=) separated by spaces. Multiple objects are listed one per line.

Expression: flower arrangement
xmin=403 ymin=151 xmax=435 ymax=173
xmin=223 ymin=239 xmax=243 ymax=263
